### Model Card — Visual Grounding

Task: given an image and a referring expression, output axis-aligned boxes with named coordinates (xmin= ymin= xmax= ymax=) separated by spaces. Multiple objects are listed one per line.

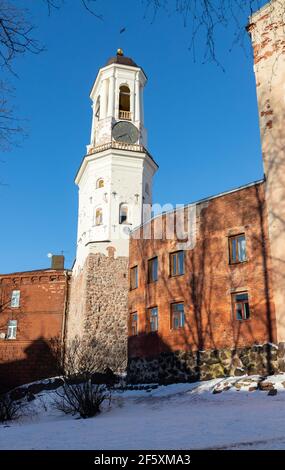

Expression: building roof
xmin=131 ymin=178 xmax=265 ymax=233
xmin=105 ymin=53 xmax=139 ymax=68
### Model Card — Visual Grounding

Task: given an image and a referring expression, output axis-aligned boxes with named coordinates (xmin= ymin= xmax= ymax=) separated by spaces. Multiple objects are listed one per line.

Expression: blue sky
xmin=1 ymin=0 xmax=266 ymax=273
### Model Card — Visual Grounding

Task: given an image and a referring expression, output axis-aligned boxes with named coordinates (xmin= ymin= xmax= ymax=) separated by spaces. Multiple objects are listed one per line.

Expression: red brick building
xmin=127 ymin=0 xmax=285 ymax=384
xmin=128 ymin=181 xmax=280 ymax=383
xmin=0 ymin=257 xmax=70 ymax=391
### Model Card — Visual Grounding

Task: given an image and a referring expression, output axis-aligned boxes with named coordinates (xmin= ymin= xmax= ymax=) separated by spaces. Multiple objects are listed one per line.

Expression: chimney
xmin=51 ymin=255 xmax=65 ymax=270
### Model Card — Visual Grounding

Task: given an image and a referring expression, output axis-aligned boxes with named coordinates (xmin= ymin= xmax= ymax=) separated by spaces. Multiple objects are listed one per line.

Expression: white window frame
xmin=11 ymin=290 xmax=20 ymax=308
xmin=7 ymin=320 xmax=17 ymax=340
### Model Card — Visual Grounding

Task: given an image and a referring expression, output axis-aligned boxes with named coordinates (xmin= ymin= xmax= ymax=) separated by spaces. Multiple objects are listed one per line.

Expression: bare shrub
xmin=0 ymin=393 xmax=23 ymax=422
xmin=51 ymin=337 xmax=115 ymax=418
xmin=53 ymin=380 xmax=111 ymax=419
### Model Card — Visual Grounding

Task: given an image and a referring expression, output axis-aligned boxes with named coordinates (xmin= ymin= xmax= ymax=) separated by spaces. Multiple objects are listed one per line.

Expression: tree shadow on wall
xmin=128 ymin=166 xmax=283 ymax=383
xmin=0 ymin=337 xmax=60 ymax=393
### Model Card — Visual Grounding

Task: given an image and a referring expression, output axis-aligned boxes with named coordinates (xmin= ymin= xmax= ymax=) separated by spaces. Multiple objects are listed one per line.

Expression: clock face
xmin=112 ymin=121 xmax=139 ymax=144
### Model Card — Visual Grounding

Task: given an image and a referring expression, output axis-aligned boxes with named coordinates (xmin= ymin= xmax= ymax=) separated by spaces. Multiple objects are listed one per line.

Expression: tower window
xmin=119 ymin=85 xmax=131 ymax=120
xmin=7 ymin=320 xmax=17 ymax=340
xmin=119 ymin=204 xmax=128 ymax=224
xmin=96 ymin=178 xmax=104 ymax=189
xmin=95 ymin=96 xmax=100 ymax=118
xmin=145 ymin=183 xmax=150 ymax=195
xmin=11 ymin=290 xmax=20 ymax=308
xmin=95 ymin=208 xmax=103 ymax=226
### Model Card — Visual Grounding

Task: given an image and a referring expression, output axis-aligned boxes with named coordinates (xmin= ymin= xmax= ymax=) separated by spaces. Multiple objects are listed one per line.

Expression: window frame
xmin=119 ymin=85 xmax=131 ymax=113
xmin=96 ymin=178 xmax=104 ymax=189
xmin=170 ymin=302 xmax=185 ymax=330
xmin=119 ymin=203 xmax=128 ymax=225
xmin=148 ymin=256 xmax=158 ymax=284
xmin=130 ymin=265 xmax=138 ymax=290
xmin=232 ymin=292 xmax=250 ymax=321
xmin=130 ymin=312 xmax=138 ymax=336
xmin=7 ymin=320 xmax=17 ymax=340
xmin=170 ymin=250 xmax=185 ymax=277
xmin=10 ymin=290 xmax=20 ymax=308
xmin=95 ymin=207 xmax=103 ymax=226
xmin=148 ymin=306 xmax=158 ymax=333
xmin=229 ymin=233 xmax=247 ymax=265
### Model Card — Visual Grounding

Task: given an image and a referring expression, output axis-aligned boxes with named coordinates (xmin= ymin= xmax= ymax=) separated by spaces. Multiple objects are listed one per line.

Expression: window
xmin=95 ymin=208 xmax=103 ymax=226
xmin=130 ymin=266 xmax=138 ymax=290
xmin=171 ymin=302 xmax=185 ymax=330
xmin=148 ymin=257 xmax=158 ymax=283
xmin=119 ymin=85 xmax=131 ymax=119
xmin=148 ymin=307 xmax=158 ymax=332
xmin=170 ymin=251 xmax=184 ymax=277
xmin=119 ymin=204 xmax=128 ymax=224
xmin=145 ymin=182 xmax=150 ymax=195
xmin=232 ymin=292 xmax=250 ymax=320
xmin=96 ymin=178 xmax=104 ymax=189
xmin=7 ymin=320 xmax=17 ymax=340
xmin=229 ymin=234 xmax=247 ymax=264
xmin=95 ymin=96 xmax=100 ymax=118
xmin=130 ymin=312 xmax=138 ymax=336
xmin=11 ymin=290 xmax=20 ymax=308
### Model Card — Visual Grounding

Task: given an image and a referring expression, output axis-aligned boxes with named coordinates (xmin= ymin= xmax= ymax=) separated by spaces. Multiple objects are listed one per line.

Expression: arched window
xmin=119 ymin=85 xmax=131 ymax=120
xmin=145 ymin=182 xmax=150 ymax=195
xmin=95 ymin=96 xmax=100 ymax=119
xmin=119 ymin=204 xmax=128 ymax=224
xmin=96 ymin=178 xmax=104 ymax=189
xmin=95 ymin=208 xmax=103 ymax=226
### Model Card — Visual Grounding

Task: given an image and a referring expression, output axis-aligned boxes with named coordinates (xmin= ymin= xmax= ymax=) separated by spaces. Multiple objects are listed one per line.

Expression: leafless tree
xmin=0 ymin=0 xmax=102 ymax=151
xmin=0 ymin=1 xmax=281 ymax=150
xmin=0 ymin=80 xmax=24 ymax=151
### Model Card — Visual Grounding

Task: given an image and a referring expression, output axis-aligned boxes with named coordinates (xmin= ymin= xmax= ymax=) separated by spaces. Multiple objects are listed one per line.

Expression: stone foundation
xmin=127 ymin=343 xmax=285 ymax=384
xmin=66 ymin=252 xmax=129 ymax=372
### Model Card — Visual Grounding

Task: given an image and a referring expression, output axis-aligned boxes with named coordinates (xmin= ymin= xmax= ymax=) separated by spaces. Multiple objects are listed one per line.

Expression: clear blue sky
xmin=1 ymin=0 xmax=266 ymax=273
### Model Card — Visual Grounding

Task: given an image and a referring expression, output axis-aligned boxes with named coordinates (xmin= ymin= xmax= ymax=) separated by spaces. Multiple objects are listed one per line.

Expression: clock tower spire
xmin=88 ymin=49 xmax=147 ymax=152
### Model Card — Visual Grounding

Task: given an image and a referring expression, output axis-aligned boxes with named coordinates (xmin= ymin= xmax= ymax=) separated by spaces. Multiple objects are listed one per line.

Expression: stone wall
xmin=66 ymin=252 xmax=129 ymax=372
xmin=127 ymin=342 xmax=285 ymax=384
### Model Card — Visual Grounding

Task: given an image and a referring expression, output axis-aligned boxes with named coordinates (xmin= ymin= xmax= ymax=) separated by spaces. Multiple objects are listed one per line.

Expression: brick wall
xmin=128 ymin=182 xmax=277 ymax=362
xmin=248 ymin=0 xmax=285 ymax=342
xmin=0 ymin=269 xmax=69 ymax=391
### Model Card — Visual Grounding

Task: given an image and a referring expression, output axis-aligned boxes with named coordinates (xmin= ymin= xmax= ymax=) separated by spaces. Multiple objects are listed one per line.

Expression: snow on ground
xmin=1 ymin=375 xmax=285 ymax=450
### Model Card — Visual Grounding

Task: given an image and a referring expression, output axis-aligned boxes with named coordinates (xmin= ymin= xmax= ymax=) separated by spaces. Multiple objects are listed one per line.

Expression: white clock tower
xmin=66 ymin=51 xmax=158 ymax=367
xmin=74 ymin=49 xmax=158 ymax=271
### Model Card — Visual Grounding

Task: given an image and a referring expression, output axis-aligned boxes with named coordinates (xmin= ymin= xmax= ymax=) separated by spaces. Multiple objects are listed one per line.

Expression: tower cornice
xmin=75 ymin=145 xmax=158 ymax=186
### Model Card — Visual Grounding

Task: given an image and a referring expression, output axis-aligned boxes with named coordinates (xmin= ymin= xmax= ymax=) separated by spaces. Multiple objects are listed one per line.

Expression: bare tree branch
xmin=0 ymin=0 xmax=43 ymax=72
xmin=0 ymin=80 xmax=25 ymax=151
xmin=143 ymin=0 xmax=265 ymax=65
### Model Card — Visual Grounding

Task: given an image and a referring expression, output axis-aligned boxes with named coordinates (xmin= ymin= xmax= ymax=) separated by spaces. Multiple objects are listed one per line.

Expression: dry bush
xmin=51 ymin=337 xmax=117 ymax=418
xmin=0 ymin=392 xmax=23 ymax=422
xmin=53 ymin=380 xmax=111 ymax=419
